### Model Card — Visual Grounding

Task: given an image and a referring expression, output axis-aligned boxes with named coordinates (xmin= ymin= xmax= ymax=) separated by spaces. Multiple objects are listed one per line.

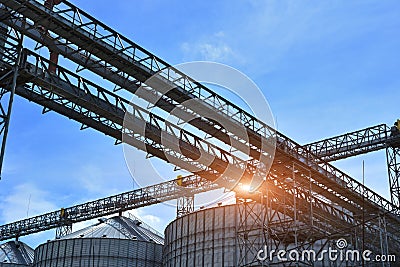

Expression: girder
xmin=0 ymin=175 xmax=216 ymax=241
xmin=0 ymin=7 xmax=267 ymax=172
xmin=1 ymin=0 xmax=398 ymax=221
xmin=305 ymin=123 xmax=400 ymax=161
xmin=12 ymin=50 xmax=260 ymax=182
xmin=11 ymin=47 xmax=399 ymax=234
xmin=0 ymin=0 xmax=276 ymax=179
xmin=0 ymin=48 xmax=391 ymax=243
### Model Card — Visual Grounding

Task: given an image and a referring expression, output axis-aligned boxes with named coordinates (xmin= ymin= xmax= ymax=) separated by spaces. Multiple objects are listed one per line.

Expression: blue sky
xmin=0 ymin=0 xmax=399 ymax=248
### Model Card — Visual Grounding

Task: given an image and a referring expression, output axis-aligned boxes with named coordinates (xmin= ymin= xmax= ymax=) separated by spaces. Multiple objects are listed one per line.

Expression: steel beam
xmin=1 ymin=0 xmax=398 ymax=220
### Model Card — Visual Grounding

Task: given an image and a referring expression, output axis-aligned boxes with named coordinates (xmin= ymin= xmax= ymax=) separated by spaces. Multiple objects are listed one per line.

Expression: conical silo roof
xmin=0 ymin=241 xmax=34 ymax=265
xmin=60 ymin=215 xmax=164 ymax=245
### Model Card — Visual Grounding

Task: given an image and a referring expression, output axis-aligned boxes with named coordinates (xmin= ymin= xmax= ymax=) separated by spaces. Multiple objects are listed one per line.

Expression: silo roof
xmin=60 ymin=216 xmax=164 ymax=245
xmin=0 ymin=241 xmax=34 ymax=265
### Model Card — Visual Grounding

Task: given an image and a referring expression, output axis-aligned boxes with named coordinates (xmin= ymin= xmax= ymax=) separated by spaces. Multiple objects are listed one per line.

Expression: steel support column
xmin=235 ymin=195 xmax=268 ymax=267
xmin=386 ymin=146 xmax=400 ymax=207
xmin=378 ymin=215 xmax=390 ymax=267
xmin=176 ymin=195 xmax=194 ymax=218
xmin=55 ymin=208 xmax=73 ymax=238
xmin=55 ymin=224 xmax=72 ymax=239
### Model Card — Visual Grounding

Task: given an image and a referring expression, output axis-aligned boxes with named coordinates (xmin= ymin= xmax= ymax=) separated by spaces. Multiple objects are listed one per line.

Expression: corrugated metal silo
xmin=163 ymin=203 xmax=266 ymax=267
xmin=34 ymin=215 xmax=163 ymax=267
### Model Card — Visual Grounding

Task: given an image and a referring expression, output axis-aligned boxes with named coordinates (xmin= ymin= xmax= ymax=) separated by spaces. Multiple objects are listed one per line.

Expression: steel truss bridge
xmin=0 ymin=0 xmax=398 ymax=266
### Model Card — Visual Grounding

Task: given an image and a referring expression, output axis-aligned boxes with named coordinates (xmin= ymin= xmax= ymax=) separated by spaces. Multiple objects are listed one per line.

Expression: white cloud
xmin=199 ymin=43 xmax=234 ymax=61
xmin=75 ymin=164 xmax=126 ymax=198
xmin=0 ymin=183 xmax=58 ymax=223
xmin=181 ymin=31 xmax=237 ymax=62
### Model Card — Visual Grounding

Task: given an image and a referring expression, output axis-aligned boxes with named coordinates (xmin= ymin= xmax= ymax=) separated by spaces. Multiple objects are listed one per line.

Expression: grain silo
xmin=0 ymin=240 xmax=34 ymax=267
xmin=163 ymin=202 xmax=349 ymax=266
xmin=163 ymin=203 xmax=266 ymax=267
xmin=33 ymin=215 xmax=163 ymax=267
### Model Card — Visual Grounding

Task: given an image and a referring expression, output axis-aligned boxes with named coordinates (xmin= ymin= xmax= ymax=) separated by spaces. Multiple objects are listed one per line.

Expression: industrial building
xmin=0 ymin=0 xmax=398 ymax=266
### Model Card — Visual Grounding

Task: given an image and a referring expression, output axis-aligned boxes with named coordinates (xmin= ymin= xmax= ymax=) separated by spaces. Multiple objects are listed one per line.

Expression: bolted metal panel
xmin=163 ymin=204 xmax=397 ymax=266
xmin=34 ymin=238 xmax=162 ymax=267
xmin=164 ymin=204 xmax=265 ymax=267
xmin=34 ymin=216 xmax=164 ymax=267
xmin=0 ymin=264 xmax=30 ymax=267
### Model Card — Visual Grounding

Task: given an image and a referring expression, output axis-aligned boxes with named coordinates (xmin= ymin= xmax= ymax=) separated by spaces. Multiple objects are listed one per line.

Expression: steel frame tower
xmin=387 ymin=147 xmax=400 ymax=207
xmin=0 ymin=19 xmax=23 ymax=178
